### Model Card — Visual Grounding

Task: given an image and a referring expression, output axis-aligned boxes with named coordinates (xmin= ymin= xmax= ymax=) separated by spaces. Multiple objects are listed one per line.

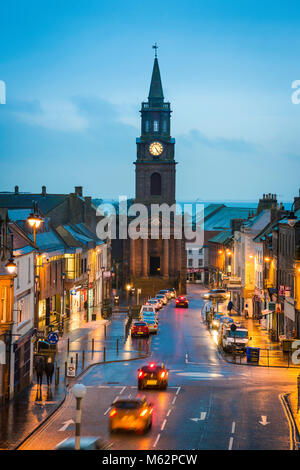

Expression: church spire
xmin=148 ymin=53 xmax=164 ymax=103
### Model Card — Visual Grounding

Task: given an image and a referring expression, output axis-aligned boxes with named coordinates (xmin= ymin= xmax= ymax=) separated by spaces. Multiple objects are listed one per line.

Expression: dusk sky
xmin=0 ymin=0 xmax=299 ymax=202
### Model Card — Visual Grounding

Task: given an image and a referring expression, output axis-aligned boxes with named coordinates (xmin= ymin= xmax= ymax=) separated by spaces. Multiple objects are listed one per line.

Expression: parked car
xmin=109 ymin=396 xmax=153 ymax=434
xmin=153 ymin=297 xmax=164 ymax=309
xmin=175 ymin=296 xmax=189 ymax=308
xmin=167 ymin=288 xmax=176 ymax=298
xmin=203 ymin=289 xmax=230 ymax=300
xmin=156 ymin=294 xmax=168 ymax=305
xmin=131 ymin=321 xmax=149 ymax=337
xmin=158 ymin=289 xmax=171 ymax=300
xmin=146 ymin=298 xmax=160 ymax=311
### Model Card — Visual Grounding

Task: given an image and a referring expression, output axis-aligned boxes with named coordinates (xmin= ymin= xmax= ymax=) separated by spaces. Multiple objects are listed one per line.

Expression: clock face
xmin=149 ymin=141 xmax=163 ymax=156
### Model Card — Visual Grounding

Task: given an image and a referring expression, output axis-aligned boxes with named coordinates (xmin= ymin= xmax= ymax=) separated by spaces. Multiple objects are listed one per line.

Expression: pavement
xmin=18 ymin=284 xmax=300 ymax=450
xmin=0 ymin=306 xmax=148 ymax=450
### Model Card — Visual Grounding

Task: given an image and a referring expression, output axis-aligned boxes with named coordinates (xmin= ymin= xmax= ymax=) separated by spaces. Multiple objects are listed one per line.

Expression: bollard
xmin=55 ymin=366 xmax=60 ymax=385
xmin=116 ymin=338 xmax=119 ymax=355
xmin=65 ymin=361 xmax=67 ymax=378
xmin=92 ymin=338 xmax=95 ymax=357
xmin=76 ymin=353 xmax=78 ymax=370
xmin=103 ymin=347 xmax=106 ymax=362
xmin=104 ymin=324 xmax=107 ymax=339
xmin=67 ymin=338 xmax=70 ymax=354
xmin=82 ymin=350 xmax=85 ymax=370
xmin=139 ymin=342 xmax=142 ymax=357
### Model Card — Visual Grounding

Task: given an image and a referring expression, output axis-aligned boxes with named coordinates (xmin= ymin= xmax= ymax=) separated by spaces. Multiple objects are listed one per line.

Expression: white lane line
xmin=185 ymin=353 xmax=188 ymax=363
xmin=176 ymin=386 xmax=181 ymax=395
xmin=228 ymin=437 xmax=234 ymax=450
xmin=231 ymin=421 xmax=236 ymax=434
xmin=120 ymin=386 xmax=126 ymax=394
xmin=113 ymin=396 xmax=119 ymax=403
xmin=153 ymin=434 xmax=161 ymax=448
xmin=161 ymin=419 xmax=167 ymax=431
xmin=104 ymin=407 xmax=111 ymax=415
xmin=167 ymin=409 xmax=172 ymax=417
xmin=172 ymin=396 xmax=177 ymax=405
xmin=200 ymin=412 xmax=207 ymax=420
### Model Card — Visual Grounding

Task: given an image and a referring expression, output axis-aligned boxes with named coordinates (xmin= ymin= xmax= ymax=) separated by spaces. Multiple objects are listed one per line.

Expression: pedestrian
xmin=227 ymin=300 xmax=233 ymax=315
xmin=84 ymin=300 xmax=88 ymax=321
xmin=45 ymin=357 xmax=54 ymax=386
xmin=35 ymin=356 xmax=45 ymax=387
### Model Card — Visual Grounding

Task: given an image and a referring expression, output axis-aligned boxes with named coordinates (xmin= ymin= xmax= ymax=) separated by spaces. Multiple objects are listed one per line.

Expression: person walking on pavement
xmin=227 ymin=300 xmax=234 ymax=315
xmin=35 ymin=356 xmax=45 ymax=387
xmin=45 ymin=357 xmax=54 ymax=386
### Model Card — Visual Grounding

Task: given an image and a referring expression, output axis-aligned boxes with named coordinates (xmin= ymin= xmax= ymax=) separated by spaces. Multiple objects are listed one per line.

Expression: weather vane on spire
xmin=152 ymin=43 xmax=158 ymax=58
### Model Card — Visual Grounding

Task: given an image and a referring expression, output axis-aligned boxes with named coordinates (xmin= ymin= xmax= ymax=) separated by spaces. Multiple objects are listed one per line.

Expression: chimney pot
xmin=42 ymin=186 xmax=46 ymax=196
xmin=14 ymin=185 xmax=19 ymax=195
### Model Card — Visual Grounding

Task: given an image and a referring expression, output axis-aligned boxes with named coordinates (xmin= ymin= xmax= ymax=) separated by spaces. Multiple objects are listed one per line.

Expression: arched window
xmin=150 ymin=172 xmax=161 ymax=196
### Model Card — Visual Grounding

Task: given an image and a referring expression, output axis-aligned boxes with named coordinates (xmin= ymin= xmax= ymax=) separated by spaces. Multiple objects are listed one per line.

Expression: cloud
xmin=179 ymin=129 xmax=259 ymax=154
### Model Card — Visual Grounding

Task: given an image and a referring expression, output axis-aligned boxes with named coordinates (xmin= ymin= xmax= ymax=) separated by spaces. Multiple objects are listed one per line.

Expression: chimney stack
xmin=14 ymin=185 xmax=19 ymax=195
xmin=75 ymin=186 xmax=83 ymax=197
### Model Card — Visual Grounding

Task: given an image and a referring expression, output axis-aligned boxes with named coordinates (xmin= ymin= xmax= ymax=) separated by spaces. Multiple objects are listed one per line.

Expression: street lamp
xmin=288 ymin=201 xmax=297 ymax=227
xmin=27 ymin=203 xmax=43 ymax=246
xmin=5 ymin=258 xmax=17 ymax=275
xmin=101 ymin=266 xmax=105 ymax=316
xmin=72 ymin=383 xmax=86 ymax=450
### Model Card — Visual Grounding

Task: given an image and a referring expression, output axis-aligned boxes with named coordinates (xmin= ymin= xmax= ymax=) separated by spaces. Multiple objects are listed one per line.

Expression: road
xmin=20 ymin=286 xmax=299 ymax=450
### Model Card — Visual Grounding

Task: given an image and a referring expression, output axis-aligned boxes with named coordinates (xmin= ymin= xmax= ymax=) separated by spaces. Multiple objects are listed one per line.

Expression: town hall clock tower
xmin=135 ymin=53 xmax=176 ymax=206
xmin=125 ymin=48 xmax=186 ymax=295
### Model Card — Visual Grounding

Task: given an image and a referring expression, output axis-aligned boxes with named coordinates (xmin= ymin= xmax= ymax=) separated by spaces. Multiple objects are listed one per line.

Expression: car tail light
xmin=110 ymin=409 xmax=117 ymax=417
xmin=149 ymin=363 xmax=155 ymax=368
xmin=140 ymin=408 xmax=148 ymax=417
xmin=160 ymin=371 xmax=166 ymax=379
xmin=138 ymin=371 xmax=144 ymax=378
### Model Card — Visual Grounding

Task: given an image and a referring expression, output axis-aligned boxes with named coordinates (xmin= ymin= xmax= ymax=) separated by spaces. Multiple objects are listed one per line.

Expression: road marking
xmin=176 ymin=386 xmax=181 ymax=395
xmin=104 ymin=407 xmax=111 ymax=415
xmin=120 ymin=386 xmax=126 ymax=394
xmin=153 ymin=434 xmax=161 ymax=448
xmin=176 ymin=372 xmax=223 ymax=378
xmin=167 ymin=409 xmax=172 ymax=417
xmin=161 ymin=419 xmax=167 ymax=431
xmin=279 ymin=393 xmax=297 ymax=450
xmin=172 ymin=396 xmax=177 ymax=405
xmin=200 ymin=412 xmax=207 ymax=420
xmin=259 ymin=415 xmax=270 ymax=426
xmin=231 ymin=421 xmax=235 ymax=434
xmin=185 ymin=353 xmax=188 ymax=363
xmin=113 ymin=396 xmax=119 ymax=403
xmin=58 ymin=419 xmax=74 ymax=432
xmin=228 ymin=437 xmax=234 ymax=450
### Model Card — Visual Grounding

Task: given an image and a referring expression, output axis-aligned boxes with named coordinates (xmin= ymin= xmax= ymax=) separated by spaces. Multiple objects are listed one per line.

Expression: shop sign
xmin=284 ymin=298 xmax=295 ymax=321
xmin=70 ymin=289 xmax=77 ymax=296
xmin=279 ymin=285 xmax=285 ymax=296
xmin=67 ymin=360 xmax=76 ymax=377
xmin=104 ymin=271 xmax=111 ymax=278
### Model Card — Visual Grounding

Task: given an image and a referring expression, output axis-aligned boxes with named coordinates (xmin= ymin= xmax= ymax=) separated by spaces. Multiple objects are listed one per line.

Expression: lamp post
xmin=101 ymin=266 xmax=105 ymax=316
xmin=288 ymin=201 xmax=297 ymax=228
xmin=61 ymin=272 xmax=66 ymax=331
xmin=27 ymin=203 xmax=43 ymax=246
xmin=86 ymin=268 xmax=91 ymax=322
xmin=0 ymin=240 xmax=17 ymax=275
xmin=72 ymin=383 xmax=86 ymax=450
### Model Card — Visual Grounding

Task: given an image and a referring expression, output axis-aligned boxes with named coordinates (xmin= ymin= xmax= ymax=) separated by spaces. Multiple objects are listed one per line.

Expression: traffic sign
xmin=35 ymin=329 xmax=45 ymax=339
xmin=47 ymin=332 xmax=59 ymax=345
xmin=67 ymin=361 xmax=76 ymax=377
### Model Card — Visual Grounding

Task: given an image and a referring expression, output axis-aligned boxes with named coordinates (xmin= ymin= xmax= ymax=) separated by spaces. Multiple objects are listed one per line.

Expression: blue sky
xmin=0 ymin=0 xmax=299 ymax=202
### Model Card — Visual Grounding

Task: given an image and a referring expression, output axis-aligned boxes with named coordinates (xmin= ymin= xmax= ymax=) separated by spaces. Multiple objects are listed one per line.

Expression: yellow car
xmin=109 ymin=396 xmax=153 ymax=434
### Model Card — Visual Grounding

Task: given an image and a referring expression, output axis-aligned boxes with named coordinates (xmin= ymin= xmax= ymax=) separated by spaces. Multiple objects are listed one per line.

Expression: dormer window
xmin=153 ymin=120 xmax=159 ymax=132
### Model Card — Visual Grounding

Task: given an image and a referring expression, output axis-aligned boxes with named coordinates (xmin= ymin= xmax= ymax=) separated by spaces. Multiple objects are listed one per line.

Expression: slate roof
xmin=208 ymin=230 xmax=232 ymax=244
xmin=0 ymin=192 xmax=68 ymax=213
xmin=204 ymin=207 xmax=252 ymax=231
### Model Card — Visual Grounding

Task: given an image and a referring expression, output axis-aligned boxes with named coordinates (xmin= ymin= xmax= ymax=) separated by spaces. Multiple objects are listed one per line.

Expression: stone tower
xmin=125 ymin=52 xmax=186 ymax=296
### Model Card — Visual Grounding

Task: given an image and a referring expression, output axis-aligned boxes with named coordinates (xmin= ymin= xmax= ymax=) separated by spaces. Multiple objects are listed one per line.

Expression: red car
xmin=131 ymin=321 xmax=149 ymax=337
xmin=175 ymin=296 xmax=189 ymax=308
